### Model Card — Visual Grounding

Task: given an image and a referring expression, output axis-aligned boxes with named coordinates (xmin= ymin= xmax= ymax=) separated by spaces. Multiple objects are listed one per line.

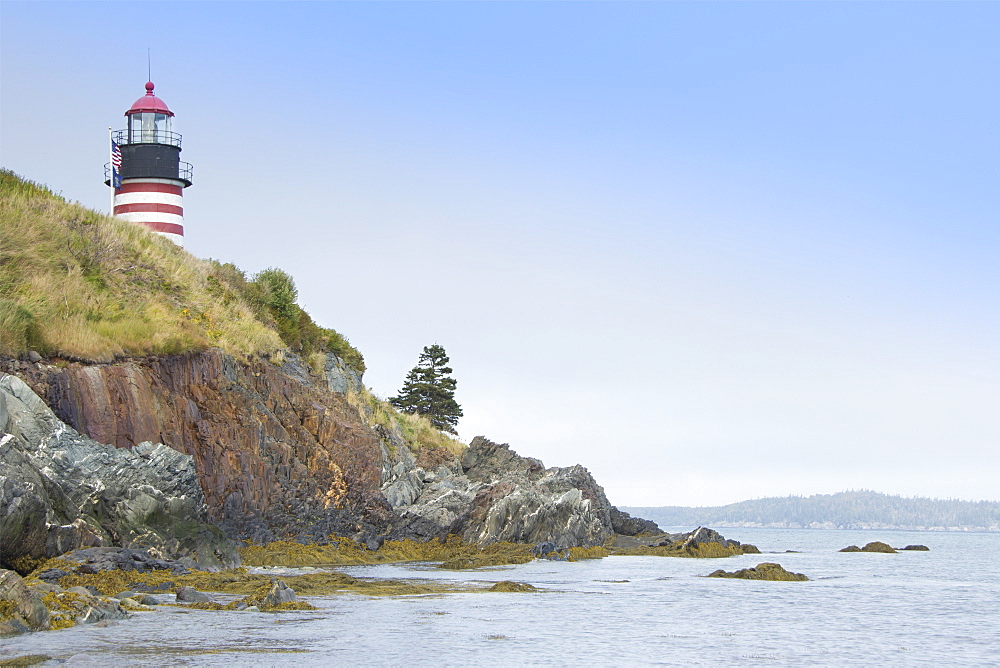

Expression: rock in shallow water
xmin=174 ymin=586 xmax=215 ymax=604
xmin=840 ymin=541 xmax=897 ymax=553
xmin=488 ymin=581 xmax=537 ymax=592
xmin=707 ymin=563 xmax=809 ymax=581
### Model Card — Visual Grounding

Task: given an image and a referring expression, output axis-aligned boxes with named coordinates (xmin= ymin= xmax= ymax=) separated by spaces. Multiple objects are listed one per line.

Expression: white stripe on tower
xmin=113 ymin=178 xmax=185 ymax=246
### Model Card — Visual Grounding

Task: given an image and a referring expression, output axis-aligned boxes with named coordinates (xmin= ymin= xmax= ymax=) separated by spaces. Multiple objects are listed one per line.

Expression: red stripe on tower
xmin=114 ymin=202 xmax=184 ymax=216
xmin=107 ymin=81 xmax=193 ymax=246
xmin=117 ymin=182 xmax=183 ymax=196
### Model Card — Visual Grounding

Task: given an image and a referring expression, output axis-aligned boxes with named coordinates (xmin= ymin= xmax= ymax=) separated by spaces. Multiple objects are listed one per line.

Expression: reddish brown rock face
xmin=15 ymin=352 xmax=391 ymax=543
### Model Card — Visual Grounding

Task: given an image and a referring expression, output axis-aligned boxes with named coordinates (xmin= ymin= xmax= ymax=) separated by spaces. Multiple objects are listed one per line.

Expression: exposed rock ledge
xmin=381 ymin=435 xmax=658 ymax=547
xmin=0 ymin=374 xmax=237 ymax=573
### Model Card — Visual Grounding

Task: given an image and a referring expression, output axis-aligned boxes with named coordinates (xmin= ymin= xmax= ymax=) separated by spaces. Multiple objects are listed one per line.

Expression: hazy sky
xmin=2 ymin=2 xmax=998 ymax=507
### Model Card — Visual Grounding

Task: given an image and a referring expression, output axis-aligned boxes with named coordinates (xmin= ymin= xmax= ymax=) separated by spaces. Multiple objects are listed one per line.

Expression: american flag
xmin=111 ymin=140 xmax=122 ymax=189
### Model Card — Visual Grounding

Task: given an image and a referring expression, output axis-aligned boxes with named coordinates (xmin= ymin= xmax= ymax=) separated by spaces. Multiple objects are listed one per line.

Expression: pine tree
xmin=390 ymin=344 xmax=463 ymax=433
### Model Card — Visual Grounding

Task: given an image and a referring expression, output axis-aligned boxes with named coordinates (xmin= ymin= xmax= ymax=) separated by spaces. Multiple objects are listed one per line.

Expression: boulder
xmin=49 ymin=592 xmax=127 ymax=627
xmin=174 ymin=586 xmax=215 ymax=603
xmin=901 ymin=545 xmax=930 ymax=551
xmin=57 ymin=547 xmax=191 ymax=576
xmin=861 ymin=542 xmax=897 ymax=553
xmin=707 ymin=563 xmax=809 ymax=581
xmin=488 ymin=581 xmax=537 ymax=592
xmin=259 ymin=579 xmax=297 ymax=607
xmin=0 ymin=569 xmax=50 ymax=635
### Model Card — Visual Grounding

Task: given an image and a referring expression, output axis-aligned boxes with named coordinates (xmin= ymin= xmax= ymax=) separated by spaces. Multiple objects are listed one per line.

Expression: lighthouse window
xmin=128 ymin=113 xmax=171 ymax=143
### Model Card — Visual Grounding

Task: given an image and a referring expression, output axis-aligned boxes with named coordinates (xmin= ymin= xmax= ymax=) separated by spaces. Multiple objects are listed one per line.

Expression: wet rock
xmin=41 ymin=589 xmax=128 ymax=628
xmin=26 ymin=582 xmax=62 ymax=595
xmin=113 ymin=591 xmax=159 ymax=606
xmin=611 ymin=527 xmax=757 ymax=557
xmin=488 ymin=581 xmax=537 ymax=592
xmin=0 ymin=569 xmax=50 ymax=634
xmin=259 ymin=579 xmax=297 ymax=607
xmin=707 ymin=563 xmax=809 ymax=581
xmin=118 ymin=597 xmax=155 ymax=612
xmin=840 ymin=541 xmax=897 ymax=553
xmin=174 ymin=586 xmax=214 ymax=603
xmin=901 ymin=545 xmax=930 ymax=551
xmin=59 ymin=547 xmax=191 ymax=576
xmin=130 ymin=581 xmax=174 ymax=593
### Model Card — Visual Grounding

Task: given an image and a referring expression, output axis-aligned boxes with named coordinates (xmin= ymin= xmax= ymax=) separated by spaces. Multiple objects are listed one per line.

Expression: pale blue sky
xmin=2 ymin=1 xmax=998 ymax=506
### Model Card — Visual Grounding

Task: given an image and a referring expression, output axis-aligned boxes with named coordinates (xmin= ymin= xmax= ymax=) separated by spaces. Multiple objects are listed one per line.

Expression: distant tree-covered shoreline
xmin=624 ymin=491 xmax=1000 ymax=532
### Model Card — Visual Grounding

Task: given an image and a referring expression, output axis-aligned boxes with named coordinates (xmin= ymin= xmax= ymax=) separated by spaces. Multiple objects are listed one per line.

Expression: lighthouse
xmin=107 ymin=81 xmax=192 ymax=245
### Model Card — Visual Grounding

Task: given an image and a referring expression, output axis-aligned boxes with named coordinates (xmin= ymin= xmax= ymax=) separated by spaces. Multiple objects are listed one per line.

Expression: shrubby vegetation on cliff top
xmin=0 ymin=169 xmax=363 ymax=371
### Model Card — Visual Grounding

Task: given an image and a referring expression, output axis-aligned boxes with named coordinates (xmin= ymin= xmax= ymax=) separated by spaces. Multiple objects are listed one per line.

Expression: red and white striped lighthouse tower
xmin=107 ymin=82 xmax=193 ymax=245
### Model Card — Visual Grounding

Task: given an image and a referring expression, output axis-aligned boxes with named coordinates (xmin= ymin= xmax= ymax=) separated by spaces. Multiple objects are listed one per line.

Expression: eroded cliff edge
xmin=1 ymin=350 xmax=656 ymax=570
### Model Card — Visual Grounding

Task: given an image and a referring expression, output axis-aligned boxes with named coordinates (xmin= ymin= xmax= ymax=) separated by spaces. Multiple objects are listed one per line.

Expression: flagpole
xmin=108 ymin=127 xmax=114 ymax=216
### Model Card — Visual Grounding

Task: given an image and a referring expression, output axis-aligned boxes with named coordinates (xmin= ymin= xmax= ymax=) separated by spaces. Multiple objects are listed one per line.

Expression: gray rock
xmin=174 ymin=586 xmax=214 ymax=603
xmin=76 ymin=599 xmax=127 ymax=624
xmin=610 ymin=507 xmax=661 ymax=536
xmin=0 ymin=374 xmax=239 ymax=570
xmin=27 ymin=582 xmax=63 ymax=595
xmin=0 ymin=569 xmax=50 ymax=634
xmin=380 ymin=436 xmax=638 ymax=548
xmin=260 ymin=579 xmax=297 ymax=607
xmin=60 ymin=547 xmax=190 ymax=576
xmin=323 ymin=353 xmax=364 ymax=394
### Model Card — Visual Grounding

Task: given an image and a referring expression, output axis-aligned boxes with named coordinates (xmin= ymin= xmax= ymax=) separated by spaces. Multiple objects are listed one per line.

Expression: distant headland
xmin=624 ymin=490 xmax=1000 ymax=532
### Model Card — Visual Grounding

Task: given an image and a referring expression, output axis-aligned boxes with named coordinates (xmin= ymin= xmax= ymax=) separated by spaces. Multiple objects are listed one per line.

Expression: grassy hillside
xmin=0 ymin=169 xmax=361 ymax=369
xmin=1 ymin=169 xmax=463 ymax=455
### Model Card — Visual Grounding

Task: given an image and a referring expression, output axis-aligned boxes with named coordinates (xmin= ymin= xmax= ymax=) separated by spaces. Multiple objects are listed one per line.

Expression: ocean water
xmin=3 ymin=528 xmax=998 ymax=666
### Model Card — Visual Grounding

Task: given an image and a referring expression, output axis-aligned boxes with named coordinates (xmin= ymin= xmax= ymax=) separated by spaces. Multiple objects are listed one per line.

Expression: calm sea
xmin=3 ymin=528 xmax=998 ymax=666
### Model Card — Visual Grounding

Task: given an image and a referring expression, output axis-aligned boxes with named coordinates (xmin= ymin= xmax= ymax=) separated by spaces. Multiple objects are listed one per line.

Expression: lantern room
xmin=125 ymin=82 xmax=177 ymax=145
xmin=106 ymin=80 xmax=192 ymax=246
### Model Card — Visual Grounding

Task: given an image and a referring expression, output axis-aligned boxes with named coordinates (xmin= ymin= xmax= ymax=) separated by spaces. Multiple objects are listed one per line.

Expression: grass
xmin=345 ymin=387 xmax=466 ymax=459
xmin=0 ymin=169 xmax=361 ymax=369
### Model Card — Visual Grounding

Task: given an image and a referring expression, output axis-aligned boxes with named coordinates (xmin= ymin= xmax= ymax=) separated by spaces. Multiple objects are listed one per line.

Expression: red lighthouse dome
xmin=107 ymin=81 xmax=192 ymax=246
xmin=127 ymin=81 xmax=174 ymax=116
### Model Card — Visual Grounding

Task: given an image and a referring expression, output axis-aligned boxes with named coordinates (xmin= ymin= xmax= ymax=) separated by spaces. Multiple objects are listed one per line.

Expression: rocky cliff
xmin=2 ymin=350 xmax=655 ymax=567
xmin=2 ymin=351 xmax=389 ymax=548
xmin=382 ymin=435 xmax=658 ymax=547
xmin=0 ymin=374 xmax=236 ymax=572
